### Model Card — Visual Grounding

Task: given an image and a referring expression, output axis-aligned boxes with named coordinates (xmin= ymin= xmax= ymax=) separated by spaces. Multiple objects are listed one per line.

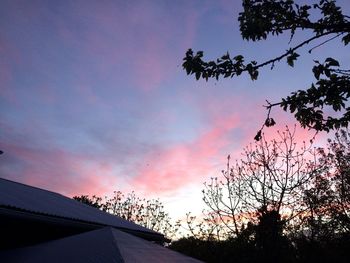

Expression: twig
xmin=308 ymin=33 xmax=344 ymax=53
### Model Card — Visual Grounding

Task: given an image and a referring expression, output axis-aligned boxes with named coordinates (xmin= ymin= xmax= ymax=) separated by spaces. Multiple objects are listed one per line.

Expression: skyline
xmin=1 ymin=0 xmax=349 ymax=220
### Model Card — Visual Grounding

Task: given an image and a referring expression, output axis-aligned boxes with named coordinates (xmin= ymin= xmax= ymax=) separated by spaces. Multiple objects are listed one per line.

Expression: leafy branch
xmin=182 ymin=0 xmax=350 ymax=140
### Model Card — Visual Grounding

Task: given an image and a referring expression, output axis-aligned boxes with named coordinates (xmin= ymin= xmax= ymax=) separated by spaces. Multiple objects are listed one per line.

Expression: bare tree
xmin=181 ymin=211 xmax=231 ymax=241
xmin=203 ymin=126 xmax=320 ymax=236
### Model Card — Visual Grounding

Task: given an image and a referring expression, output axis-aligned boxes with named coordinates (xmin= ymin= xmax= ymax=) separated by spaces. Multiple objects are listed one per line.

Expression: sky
xmin=1 ymin=0 xmax=349 ymax=221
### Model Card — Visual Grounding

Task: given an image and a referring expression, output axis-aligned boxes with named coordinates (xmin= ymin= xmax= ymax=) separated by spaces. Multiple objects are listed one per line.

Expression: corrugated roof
xmin=0 ymin=227 xmax=203 ymax=263
xmin=112 ymin=227 xmax=203 ymax=262
xmin=0 ymin=178 xmax=160 ymax=236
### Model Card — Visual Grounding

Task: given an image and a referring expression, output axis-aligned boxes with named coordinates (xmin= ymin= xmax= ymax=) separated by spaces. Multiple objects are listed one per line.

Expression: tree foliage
xmin=301 ymin=129 xmax=350 ymax=239
xmin=73 ymin=191 xmax=179 ymax=238
xmin=73 ymin=194 xmax=103 ymax=209
xmin=183 ymin=0 xmax=350 ymax=139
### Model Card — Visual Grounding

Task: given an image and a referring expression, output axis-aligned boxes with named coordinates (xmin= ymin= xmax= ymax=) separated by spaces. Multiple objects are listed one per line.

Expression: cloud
xmin=130 ymin=111 xmax=241 ymax=194
xmin=0 ymin=35 xmax=19 ymax=104
xmin=0 ymin=141 xmax=119 ymax=197
xmin=47 ymin=0 xmax=201 ymax=93
xmin=0 ymin=121 xmax=119 ymax=197
xmin=129 ymin=88 xmax=329 ymax=196
xmin=0 ymin=0 xmax=335 ymax=208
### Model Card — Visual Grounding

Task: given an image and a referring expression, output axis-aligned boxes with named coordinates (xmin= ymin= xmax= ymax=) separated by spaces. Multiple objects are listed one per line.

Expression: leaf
xmin=265 ymin=118 xmax=276 ymax=127
xmin=287 ymin=52 xmax=300 ymax=67
xmin=234 ymin=55 xmax=244 ymax=61
xmin=185 ymin=49 xmax=193 ymax=57
xmin=325 ymin=69 xmax=331 ymax=77
xmin=312 ymin=65 xmax=321 ymax=80
xmin=224 ymin=71 xmax=231 ymax=78
xmin=185 ymin=66 xmax=191 ymax=75
xmin=250 ymin=70 xmax=259 ymax=80
xmin=332 ymin=103 xmax=340 ymax=111
xmin=254 ymin=130 xmax=262 ymax=141
xmin=196 ymin=51 xmax=204 ymax=57
xmin=221 ymin=52 xmax=230 ymax=60
xmin=290 ymin=103 xmax=296 ymax=113
xmin=203 ymin=72 xmax=209 ymax=81
xmin=195 ymin=71 xmax=201 ymax=80
xmin=287 ymin=57 xmax=294 ymax=67
xmin=342 ymin=33 xmax=350 ymax=45
xmin=325 ymin=57 xmax=340 ymax=67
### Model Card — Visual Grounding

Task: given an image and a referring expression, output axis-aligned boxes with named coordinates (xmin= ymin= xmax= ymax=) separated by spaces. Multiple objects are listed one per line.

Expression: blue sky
xmin=1 ymin=0 xmax=349 ymax=220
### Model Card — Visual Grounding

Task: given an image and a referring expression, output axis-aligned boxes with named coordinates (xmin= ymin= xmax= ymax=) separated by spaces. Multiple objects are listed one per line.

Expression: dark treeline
xmin=169 ymin=128 xmax=350 ymax=262
xmin=169 ymin=233 xmax=350 ymax=263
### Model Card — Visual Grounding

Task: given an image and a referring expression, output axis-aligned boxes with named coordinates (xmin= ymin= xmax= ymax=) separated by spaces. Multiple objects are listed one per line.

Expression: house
xmin=0 ymin=178 xmax=202 ymax=262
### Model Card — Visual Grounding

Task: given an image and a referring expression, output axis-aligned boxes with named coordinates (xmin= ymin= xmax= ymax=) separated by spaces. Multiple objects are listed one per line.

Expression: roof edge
xmin=0 ymin=206 xmax=165 ymax=242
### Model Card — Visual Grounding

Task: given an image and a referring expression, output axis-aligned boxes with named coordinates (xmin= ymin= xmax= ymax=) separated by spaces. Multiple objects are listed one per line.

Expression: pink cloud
xmin=0 ymin=140 xmax=119 ymax=198
xmin=129 ymin=90 xmax=330 ymax=196
xmin=130 ymin=112 xmax=241 ymax=194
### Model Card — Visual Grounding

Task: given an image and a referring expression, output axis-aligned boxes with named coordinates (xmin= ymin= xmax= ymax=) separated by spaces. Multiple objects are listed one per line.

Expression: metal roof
xmin=111 ymin=227 xmax=203 ymax=262
xmin=0 ymin=227 xmax=203 ymax=263
xmin=0 ymin=178 xmax=160 ymax=237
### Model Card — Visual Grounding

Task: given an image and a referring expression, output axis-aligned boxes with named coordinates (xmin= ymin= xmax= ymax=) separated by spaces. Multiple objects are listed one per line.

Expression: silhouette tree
xmin=202 ymin=126 xmax=319 ymax=237
xmin=183 ymin=0 xmax=350 ymax=139
xmin=253 ymin=207 xmax=295 ymax=262
xmin=182 ymin=211 xmax=231 ymax=241
xmin=73 ymin=195 xmax=103 ymax=209
xmin=170 ymin=129 xmax=350 ymax=262
xmin=74 ymin=191 xmax=179 ymax=238
xmin=301 ymin=129 xmax=350 ymax=239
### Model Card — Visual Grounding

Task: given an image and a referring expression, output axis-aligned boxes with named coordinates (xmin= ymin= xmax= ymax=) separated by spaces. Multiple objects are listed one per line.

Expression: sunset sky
xmin=1 ymin=0 xmax=349 ymax=221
